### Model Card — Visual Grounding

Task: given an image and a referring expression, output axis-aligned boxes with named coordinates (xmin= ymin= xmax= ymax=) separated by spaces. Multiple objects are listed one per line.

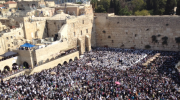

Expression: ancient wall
xmin=0 ymin=56 xmax=20 ymax=71
xmin=23 ymin=19 xmax=47 ymax=42
xmin=66 ymin=14 xmax=94 ymax=54
xmin=30 ymin=51 xmax=79 ymax=74
xmin=95 ymin=13 xmax=180 ymax=51
xmin=46 ymin=20 xmax=66 ymax=37
xmin=34 ymin=41 xmax=68 ymax=65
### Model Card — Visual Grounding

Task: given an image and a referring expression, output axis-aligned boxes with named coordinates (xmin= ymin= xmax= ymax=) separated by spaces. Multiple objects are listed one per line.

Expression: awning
xmin=20 ymin=43 xmax=35 ymax=48
xmin=1 ymin=51 xmax=17 ymax=57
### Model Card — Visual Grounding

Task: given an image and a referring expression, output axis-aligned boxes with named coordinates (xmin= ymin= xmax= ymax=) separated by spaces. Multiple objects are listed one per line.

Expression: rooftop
xmin=0 ymin=4 xmax=4 ymax=7
xmin=47 ymin=13 xmax=69 ymax=20
xmin=4 ymin=1 xmax=17 ymax=4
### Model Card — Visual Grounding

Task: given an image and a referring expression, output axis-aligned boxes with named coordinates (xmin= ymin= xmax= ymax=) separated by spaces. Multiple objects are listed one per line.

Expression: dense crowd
xmin=0 ymin=47 xmax=180 ymax=99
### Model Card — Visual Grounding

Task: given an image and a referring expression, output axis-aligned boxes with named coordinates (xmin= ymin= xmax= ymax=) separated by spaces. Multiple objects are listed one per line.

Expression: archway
xmin=4 ymin=66 xmax=10 ymax=71
xmin=63 ymin=61 xmax=67 ymax=65
xmin=23 ymin=62 xmax=29 ymax=69
xmin=12 ymin=63 xmax=18 ymax=66
xmin=58 ymin=63 xmax=61 ymax=66
xmin=74 ymin=57 xmax=78 ymax=61
xmin=12 ymin=63 xmax=18 ymax=70
xmin=69 ymin=59 xmax=73 ymax=63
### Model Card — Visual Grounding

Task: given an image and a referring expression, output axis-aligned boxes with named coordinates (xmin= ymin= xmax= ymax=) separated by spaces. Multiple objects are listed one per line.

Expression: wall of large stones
xmin=95 ymin=13 xmax=180 ymax=51
xmin=66 ymin=14 xmax=94 ymax=54
xmin=34 ymin=41 xmax=68 ymax=65
xmin=47 ymin=20 xmax=66 ymax=37
xmin=24 ymin=20 xmax=47 ymax=42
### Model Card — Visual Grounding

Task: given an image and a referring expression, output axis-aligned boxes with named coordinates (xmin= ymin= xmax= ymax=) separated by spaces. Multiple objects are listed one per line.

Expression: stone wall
xmin=30 ymin=51 xmax=79 ymax=74
xmin=34 ymin=41 xmax=68 ymax=65
xmin=14 ymin=50 xmax=34 ymax=68
xmin=95 ymin=13 xmax=180 ymax=51
xmin=66 ymin=14 xmax=94 ymax=54
xmin=0 ymin=56 xmax=20 ymax=71
xmin=47 ymin=20 xmax=66 ymax=37
xmin=23 ymin=19 xmax=47 ymax=42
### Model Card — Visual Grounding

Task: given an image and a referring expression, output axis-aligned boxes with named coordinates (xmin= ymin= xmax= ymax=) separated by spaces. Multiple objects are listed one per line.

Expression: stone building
xmin=4 ymin=1 xmax=17 ymax=9
xmin=0 ymin=23 xmax=25 ymax=55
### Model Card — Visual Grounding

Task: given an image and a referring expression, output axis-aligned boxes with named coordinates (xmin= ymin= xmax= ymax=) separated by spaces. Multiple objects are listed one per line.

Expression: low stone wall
xmin=30 ymin=51 xmax=79 ymax=74
xmin=3 ymin=70 xmax=26 ymax=81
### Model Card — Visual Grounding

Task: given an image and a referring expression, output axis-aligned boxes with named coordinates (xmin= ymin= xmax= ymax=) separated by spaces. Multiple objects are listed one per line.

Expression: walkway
xmin=142 ymin=53 xmax=160 ymax=66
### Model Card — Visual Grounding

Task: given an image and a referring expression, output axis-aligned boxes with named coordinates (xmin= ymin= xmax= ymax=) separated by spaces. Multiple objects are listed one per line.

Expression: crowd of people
xmin=0 ymin=47 xmax=180 ymax=99
xmin=1 ymin=65 xmax=27 ymax=79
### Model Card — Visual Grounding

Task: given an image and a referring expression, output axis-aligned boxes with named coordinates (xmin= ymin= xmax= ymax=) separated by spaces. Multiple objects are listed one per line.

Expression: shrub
xmin=145 ymin=45 xmax=151 ymax=49
xmin=151 ymin=35 xmax=158 ymax=43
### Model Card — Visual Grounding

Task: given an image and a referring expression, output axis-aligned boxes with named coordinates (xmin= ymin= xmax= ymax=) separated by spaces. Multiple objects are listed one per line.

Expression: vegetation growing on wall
xmin=92 ymin=0 xmax=179 ymax=15
xmin=162 ymin=36 xmax=168 ymax=46
xmin=135 ymin=10 xmax=150 ymax=16
xmin=157 ymin=34 xmax=161 ymax=37
xmin=102 ymin=30 xmax=106 ymax=33
xmin=151 ymin=35 xmax=158 ymax=43
xmin=175 ymin=37 xmax=180 ymax=48
xmin=121 ymin=44 xmax=124 ymax=47
xmin=145 ymin=45 xmax=151 ymax=49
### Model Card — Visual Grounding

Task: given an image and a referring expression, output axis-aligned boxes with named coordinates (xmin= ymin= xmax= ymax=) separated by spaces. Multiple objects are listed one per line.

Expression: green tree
xmin=131 ymin=0 xmax=146 ymax=13
xmin=146 ymin=0 xmax=154 ymax=10
xmin=176 ymin=0 xmax=180 ymax=15
xmin=113 ymin=0 xmax=118 ymax=14
xmin=98 ymin=0 xmax=110 ymax=12
xmin=135 ymin=10 xmax=150 ymax=16
xmin=153 ymin=0 xmax=167 ymax=15
xmin=119 ymin=6 xmax=132 ymax=15
xmin=145 ymin=0 xmax=167 ymax=15
xmin=116 ymin=0 xmax=120 ymax=15
xmin=164 ymin=0 xmax=177 ymax=15
xmin=110 ymin=0 xmax=113 ymax=8
xmin=91 ymin=0 xmax=98 ymax=10
xmin=95 ymin=5 xmax=106 ymax=13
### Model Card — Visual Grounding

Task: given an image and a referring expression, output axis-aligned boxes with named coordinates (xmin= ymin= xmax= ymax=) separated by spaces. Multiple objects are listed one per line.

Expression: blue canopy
xmin=20 ymin=43 xmax=35 ymax=48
